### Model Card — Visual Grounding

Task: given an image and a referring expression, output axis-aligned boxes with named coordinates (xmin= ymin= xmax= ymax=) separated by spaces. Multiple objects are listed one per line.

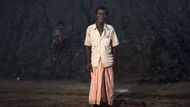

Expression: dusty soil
xmin=0 ymin=80 xmax=189 ymax=107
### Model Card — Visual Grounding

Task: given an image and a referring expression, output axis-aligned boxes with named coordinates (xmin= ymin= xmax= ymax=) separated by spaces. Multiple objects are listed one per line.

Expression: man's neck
xmin=96 ymin=22 xmax=104 ymax=29
xmin=96 ymin=22 xmax=104 ymax=36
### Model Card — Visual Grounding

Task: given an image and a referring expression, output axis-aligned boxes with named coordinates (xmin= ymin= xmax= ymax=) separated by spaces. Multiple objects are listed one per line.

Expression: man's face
xmin=54 ymin=29 xmax=62 ymax=36
xmin=96 ymin=9 xmax=106 ymax=23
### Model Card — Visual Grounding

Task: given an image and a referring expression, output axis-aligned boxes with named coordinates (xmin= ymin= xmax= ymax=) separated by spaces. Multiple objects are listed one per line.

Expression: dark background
xmin=0 ymin=0 xmax=190 ymax=83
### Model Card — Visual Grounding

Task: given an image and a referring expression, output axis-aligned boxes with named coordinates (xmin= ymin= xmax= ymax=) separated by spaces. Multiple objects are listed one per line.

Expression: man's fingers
xmin=89 ymin=66 xmax=93 ymax=72
xmin=90 ymin=69 xmax=92 ymax=72
xmin=87 ymin=65 xmax=93 ymax=72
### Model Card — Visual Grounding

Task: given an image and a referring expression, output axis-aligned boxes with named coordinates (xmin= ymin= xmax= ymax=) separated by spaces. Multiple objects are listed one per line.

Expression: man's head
xmin=56 ymin=20 xmax=64 ymax=33
xmin=95 ymin=6 xmax=108 ymax=23
xmin=56 ymin=20 xmax=64 ymax=27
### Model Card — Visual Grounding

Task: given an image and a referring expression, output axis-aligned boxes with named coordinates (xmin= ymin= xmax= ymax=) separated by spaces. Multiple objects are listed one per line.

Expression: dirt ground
xmin=0 ymin=80 xmax=189 ymax=107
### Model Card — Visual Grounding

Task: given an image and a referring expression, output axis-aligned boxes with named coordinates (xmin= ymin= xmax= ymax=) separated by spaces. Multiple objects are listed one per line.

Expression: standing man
xmin=84 ymin=6 xmax=119 ymax=107
xmin=51 ymin=21 xmax=64 ymax=61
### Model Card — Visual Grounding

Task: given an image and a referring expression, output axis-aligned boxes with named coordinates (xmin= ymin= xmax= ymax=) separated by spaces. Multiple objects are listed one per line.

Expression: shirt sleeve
xmin=84 ymin=27 xmax=91 ymax=46
xmin=111 ymin=28 xmax=119 ymax=47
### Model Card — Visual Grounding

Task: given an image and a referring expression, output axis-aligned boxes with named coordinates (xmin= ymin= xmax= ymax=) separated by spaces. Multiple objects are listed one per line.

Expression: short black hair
xmin=56 ymin=20 xmax=64 ymax=26
xmin=95 ymin=5 xmax=108 ymax=15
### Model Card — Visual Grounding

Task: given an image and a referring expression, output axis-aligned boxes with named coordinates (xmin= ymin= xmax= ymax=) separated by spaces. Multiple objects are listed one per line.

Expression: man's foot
xmin=93 ymin=104 xmax=99 ymax=107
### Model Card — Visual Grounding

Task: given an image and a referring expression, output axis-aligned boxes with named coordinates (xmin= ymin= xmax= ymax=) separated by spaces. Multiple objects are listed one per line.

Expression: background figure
xmin=51 ymin=21 xmax=64 ymax=61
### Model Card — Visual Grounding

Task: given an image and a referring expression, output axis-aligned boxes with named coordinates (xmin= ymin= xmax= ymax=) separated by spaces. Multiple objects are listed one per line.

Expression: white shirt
xmin=84 ymin=23 xmax=119 ymax=67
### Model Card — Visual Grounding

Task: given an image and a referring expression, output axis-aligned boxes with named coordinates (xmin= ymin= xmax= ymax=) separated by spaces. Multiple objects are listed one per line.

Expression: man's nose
xmin=99 ymin=14 xmax=105 ymax=18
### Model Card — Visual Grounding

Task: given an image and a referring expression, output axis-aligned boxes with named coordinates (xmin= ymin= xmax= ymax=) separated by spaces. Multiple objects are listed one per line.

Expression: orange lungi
xmin=89 ymin=63 xmax=114 ymax=105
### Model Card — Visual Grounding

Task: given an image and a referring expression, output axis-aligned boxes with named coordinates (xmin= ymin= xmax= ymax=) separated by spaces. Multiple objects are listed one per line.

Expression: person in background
xmin=51 ymin=21 xmax=64 ymax=61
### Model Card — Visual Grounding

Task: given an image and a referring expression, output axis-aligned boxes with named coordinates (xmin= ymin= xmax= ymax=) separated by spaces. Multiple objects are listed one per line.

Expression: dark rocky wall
xmin=0 ymin=0 xmax=190 ymax=82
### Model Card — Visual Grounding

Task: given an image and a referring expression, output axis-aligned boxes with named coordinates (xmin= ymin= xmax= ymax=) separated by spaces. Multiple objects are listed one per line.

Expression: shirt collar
xmin=93 ymin=23 xmax=108 ymax=30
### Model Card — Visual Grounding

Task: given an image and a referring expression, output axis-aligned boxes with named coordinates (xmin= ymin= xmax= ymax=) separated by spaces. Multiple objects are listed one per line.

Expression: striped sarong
xmin=89 ymin=63 xmax=114 ymax=105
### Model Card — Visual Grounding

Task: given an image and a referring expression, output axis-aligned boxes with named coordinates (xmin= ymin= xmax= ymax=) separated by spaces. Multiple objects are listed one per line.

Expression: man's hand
xmin=87 ymin=63 xmax=92 ymax=72
xmin=86 ymin=46 xmax=92 ymax=72
xmin=113 ymin=62 xmax=117 ymax=71
xmin=112 ymin=46 xmax=118 ymax=71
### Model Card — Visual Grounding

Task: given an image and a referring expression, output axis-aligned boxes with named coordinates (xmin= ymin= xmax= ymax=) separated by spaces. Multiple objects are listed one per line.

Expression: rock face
xmin=0 ymin=0 xmax=190 ymax=82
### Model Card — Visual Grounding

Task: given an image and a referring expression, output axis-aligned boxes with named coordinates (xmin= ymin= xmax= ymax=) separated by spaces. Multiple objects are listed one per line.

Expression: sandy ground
xmin=0 ymin=80 xmax=189 ymax=107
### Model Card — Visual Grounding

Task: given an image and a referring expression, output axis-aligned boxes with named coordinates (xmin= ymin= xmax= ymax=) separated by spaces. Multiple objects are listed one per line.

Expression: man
xmin=51 ymin=21 xmax=64 ymax=61
xmin=84 ymin=6 xmax=119 ymax=107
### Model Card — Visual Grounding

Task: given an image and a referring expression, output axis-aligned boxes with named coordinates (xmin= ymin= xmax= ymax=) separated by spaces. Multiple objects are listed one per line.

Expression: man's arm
xmin=86 ymin=46 xmax=92 ymax=72
xmin=112 ymin=46 xmax=118 ymax=71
